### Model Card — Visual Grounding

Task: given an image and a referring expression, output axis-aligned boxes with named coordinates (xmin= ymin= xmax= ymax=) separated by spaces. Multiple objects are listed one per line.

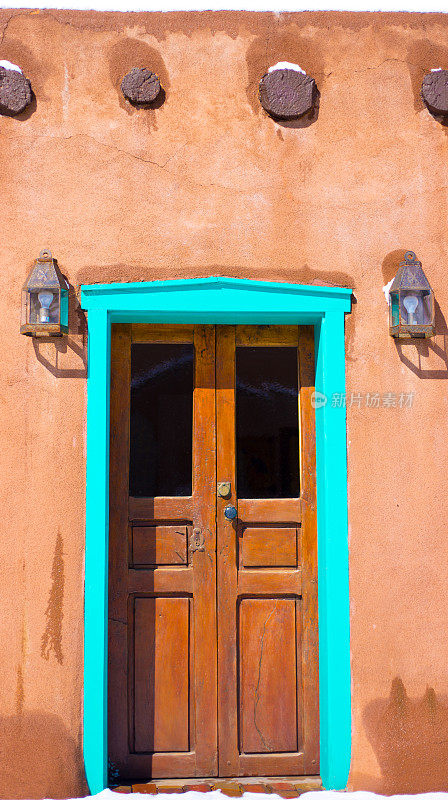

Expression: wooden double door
xmin=108 ymin=324 xmax=318 ymax=785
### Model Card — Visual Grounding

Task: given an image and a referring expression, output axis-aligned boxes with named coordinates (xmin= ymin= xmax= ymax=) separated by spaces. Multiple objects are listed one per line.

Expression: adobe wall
xmin=1 ymin=8 xmax=448 ymax=797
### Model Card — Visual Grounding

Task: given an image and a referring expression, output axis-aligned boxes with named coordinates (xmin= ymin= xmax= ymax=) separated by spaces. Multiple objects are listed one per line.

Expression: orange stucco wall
xmin=1 ymin=8 xmax=448 ymax=798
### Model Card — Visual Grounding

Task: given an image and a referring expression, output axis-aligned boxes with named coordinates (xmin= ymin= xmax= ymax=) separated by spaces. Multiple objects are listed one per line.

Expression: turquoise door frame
xmin=80 ymin=277 xmax=352 ymax=794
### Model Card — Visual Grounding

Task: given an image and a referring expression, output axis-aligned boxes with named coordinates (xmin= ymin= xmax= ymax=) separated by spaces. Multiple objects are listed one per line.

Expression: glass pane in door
xmin=129 ymin=343 xmax=194 ymax=497
xmin=236 ymin=346 xmax=299 ymax=498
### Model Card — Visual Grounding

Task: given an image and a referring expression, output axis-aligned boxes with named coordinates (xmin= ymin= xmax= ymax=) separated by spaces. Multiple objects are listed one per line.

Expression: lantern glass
xmin=20 ymin=250 xmax=68 ymax=337
xmin=29 ymin=288 xmax=60 ymax=324
xmin=400 ymin=290 xmax=432 ymax=327
xmin=60 ymin=286 xmax=69 ymax=330
xmin=390 ymin=291 xmax=400 ymax=328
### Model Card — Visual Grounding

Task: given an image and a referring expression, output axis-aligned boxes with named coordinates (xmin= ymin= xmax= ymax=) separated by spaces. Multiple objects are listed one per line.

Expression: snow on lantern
xmin=20 ymin=249 xmax=68 ymax=337
xmin=389 ymin=251 xmax=435 ymax=339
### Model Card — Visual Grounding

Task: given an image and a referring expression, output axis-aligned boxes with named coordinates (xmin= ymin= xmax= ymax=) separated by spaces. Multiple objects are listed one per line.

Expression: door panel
xmin=134 ymin=596 xmax=190 ymax=753
xmin=108 ymin=324 xmax=217 ymax=784
xmin=131 ymin=526 xmax=189 ymax=568
xmin=239 ymin=527 xmax=299 ymax=568
xmin=239 ymin=598 xmax=299 ymax=754
xmin=216 ymin=325 xmax=319 ymax=777
xmin=109 ymin=323 xmax=318 ymax=784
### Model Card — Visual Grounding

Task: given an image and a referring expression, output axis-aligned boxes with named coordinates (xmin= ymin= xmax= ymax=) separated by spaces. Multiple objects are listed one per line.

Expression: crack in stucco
xmin=2 ymin=125 xmax=447 ymax=208
xmin=0 ymin=10 xmax=52 ymax=46
xmin=0 ymin=12 xmax=19 ymax=46
xmin=60 ymin=132 xmax=257 ymax=195
xmin=161 ymin=140 xmax=190 ymax=168
xmin=62 ymin=132 xmax=169 ymax=169
xmin=3 ymin=123 xmax=448 ymax=208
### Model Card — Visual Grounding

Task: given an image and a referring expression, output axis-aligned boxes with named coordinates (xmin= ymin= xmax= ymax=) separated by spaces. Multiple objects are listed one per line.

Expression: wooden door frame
xmin=80 ymin=277 xmax=352 ymax=794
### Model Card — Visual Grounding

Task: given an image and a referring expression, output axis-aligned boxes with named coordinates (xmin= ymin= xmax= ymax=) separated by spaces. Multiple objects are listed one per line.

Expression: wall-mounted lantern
xmin=20 ymin=249 xmax=68 ymax=337
xmin=389 ymin=251 xmax=435 ymax=339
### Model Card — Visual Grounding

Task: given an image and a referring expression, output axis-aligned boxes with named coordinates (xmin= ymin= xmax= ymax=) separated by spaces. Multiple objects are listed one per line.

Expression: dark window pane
xmin=236 ymin=347 xmax=299 ymax=499
xmin=129 ymin=343 xmax=194 ymax=497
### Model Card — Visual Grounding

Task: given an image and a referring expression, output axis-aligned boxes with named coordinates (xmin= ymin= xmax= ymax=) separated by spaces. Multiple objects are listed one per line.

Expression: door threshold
xmin=112 ymin=776 xmax=323 ymax=795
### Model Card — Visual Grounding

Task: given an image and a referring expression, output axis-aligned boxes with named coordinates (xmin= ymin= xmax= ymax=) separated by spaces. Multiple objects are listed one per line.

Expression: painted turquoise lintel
xmin=81 ymin=277 xmax=351 ymax=794
xmin=82 ymin=276 xmax=352 ymax=305
xmin=82 ymin=277 xmax=351 ymax=317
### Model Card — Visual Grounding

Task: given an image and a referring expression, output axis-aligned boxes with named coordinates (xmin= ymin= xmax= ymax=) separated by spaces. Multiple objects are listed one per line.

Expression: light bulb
xmin=37 ymin=290 xmax=53 ymax=323
xmin=403 ymin=294 xmax=419 ymax=325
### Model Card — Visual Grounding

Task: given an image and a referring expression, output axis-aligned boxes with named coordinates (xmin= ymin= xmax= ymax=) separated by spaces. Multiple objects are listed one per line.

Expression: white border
xmin=0 ymin=0 xmax=447 ymax=12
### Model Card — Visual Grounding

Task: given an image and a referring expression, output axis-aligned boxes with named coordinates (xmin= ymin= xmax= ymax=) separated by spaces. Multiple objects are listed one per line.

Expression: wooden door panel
xmin=237 ymin=570 xmax=302 ymax=596
xmin=237 ymin=499 xmax=301 ymax=524
xmin=122 ymin=753 xmax=196 ymax=783
xmin=239 ymin=527 xmax=299 ymax=568
xmin=239 ymin=598 xmax=299 ymax=754
xmin=129 ymin=497 xmax=193 ymax=519
xmin=134 ymin=596 xmax=190 ymax=753
xmin=108 ymin=324 xmax=217 ymax=784
xmin=216 ymin=324 xmax=319 ymax=777
xmin=132 ymin=526 xmax=189 ymax=567
xmin=236 ymin=326 xmax=299 ymax=347
xmin=127 ymin=567 xmax=193 ymax=595
xmin=131 ymin=323 xmax=195 ymax=343
xmin=238 ymin=752 xmax=305 ymax=777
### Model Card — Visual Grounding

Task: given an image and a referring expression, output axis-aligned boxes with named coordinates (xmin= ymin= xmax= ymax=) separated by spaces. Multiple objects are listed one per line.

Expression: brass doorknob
xmin=217 ymin=482 xmax=231 ymax=498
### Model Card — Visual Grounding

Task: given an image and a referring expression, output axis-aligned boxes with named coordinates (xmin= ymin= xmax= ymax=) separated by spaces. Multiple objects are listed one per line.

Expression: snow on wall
xmin=268 ymin=62 xmax=307 ymax=74
xmin=383 ymin=277 xmax=394 ymax=304
xmin=0 ymin=60 xmax=22 ymax=73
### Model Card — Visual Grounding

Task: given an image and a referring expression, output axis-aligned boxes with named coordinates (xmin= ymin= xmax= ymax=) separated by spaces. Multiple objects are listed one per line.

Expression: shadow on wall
xmin=363 ymin=677 xmax=448 ymax=794
xmin=0 ymin=712 xmax=88 ymax=799
xmin=406 ymin=38 xmax=448 ymax=120
xmin=32 ymin=283 xmax=87 ymax=379
xmin=0 ymin=35 xmax=50 ymax=121
xmin=108 ymin=37 xmax=170 ymax=131
xmin=394 ymin=299 xmax=448 ymax=379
